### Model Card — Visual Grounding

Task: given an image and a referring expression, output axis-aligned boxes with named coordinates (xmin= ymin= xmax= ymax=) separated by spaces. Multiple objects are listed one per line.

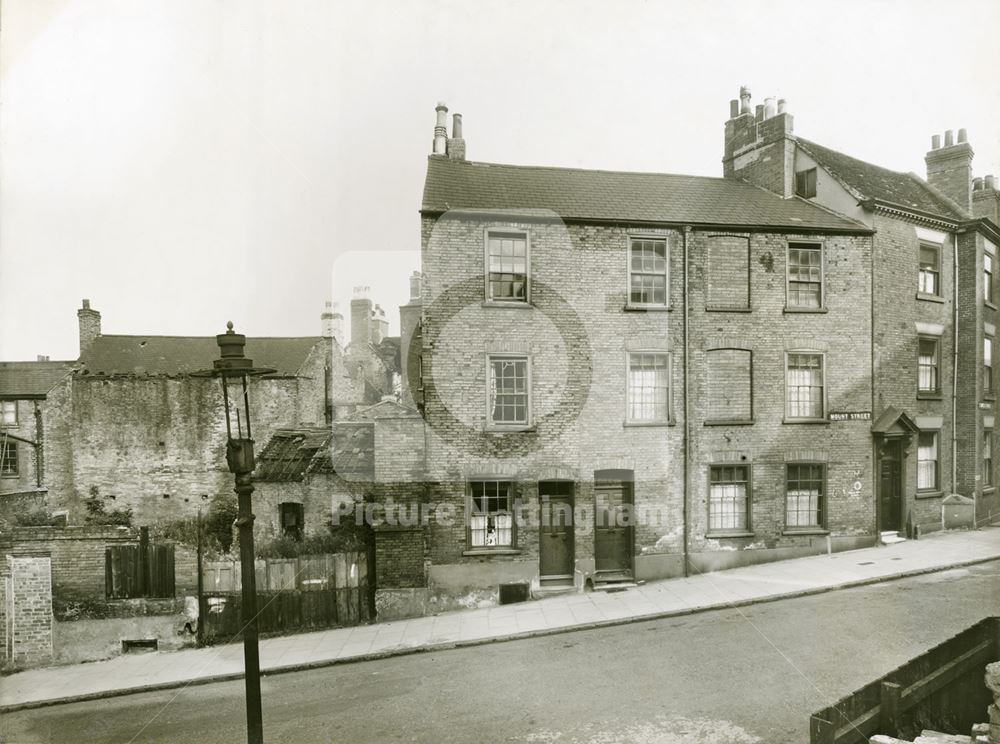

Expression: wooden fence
xmin=810 ymin=616 xmax=998 ymax=743
xmin=200 ymin=552 xmax=370 ymax=643
xmin=106 ymin=543 xmax=175 ymax=599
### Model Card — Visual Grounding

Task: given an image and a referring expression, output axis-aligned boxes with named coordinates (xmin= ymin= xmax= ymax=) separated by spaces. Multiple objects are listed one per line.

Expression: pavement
xmin=3 ymin=526 xmax=1000 ymax=713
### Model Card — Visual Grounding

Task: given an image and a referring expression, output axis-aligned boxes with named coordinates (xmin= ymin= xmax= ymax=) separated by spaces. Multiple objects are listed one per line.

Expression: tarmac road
xmin=3 ymin=562 xmax=998 ymax=744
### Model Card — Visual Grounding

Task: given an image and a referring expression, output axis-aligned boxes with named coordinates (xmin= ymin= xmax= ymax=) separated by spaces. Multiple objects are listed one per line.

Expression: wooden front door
xmin=879 ymin=441 xmax=903 ymax=532
xmin=594 ymin=476 xmax=633 ymax=576
xmin=539 ymin=481 xmax=574 ymax=582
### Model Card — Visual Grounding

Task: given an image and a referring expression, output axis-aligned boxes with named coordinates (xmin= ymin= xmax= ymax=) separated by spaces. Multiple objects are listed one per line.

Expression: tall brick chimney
xmin=925 ymin=129 xmax=974 ymax=213
xmin=446 ymin=112 xmax=466 ymax=161
xmin=973 ymin=173 xmax=1000 ymax=226
xmin=77 ymin=299 xmax=101 ymax=355
xmin=321 ymin=301 xmax=344 ymax=346
xmin=350 ymin=287 xmax=372 ymax=347
xmin=722 ymin=86 xmax=796 ymax=197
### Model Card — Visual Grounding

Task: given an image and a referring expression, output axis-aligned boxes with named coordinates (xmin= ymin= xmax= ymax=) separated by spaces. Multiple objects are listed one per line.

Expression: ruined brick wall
xmin=1 ymin=554 xmax=53 ymax=668
xmin=374 ymin=527 xmax=425 ymax=588
xmin=687 ymin=230 xmax=875 ymax=552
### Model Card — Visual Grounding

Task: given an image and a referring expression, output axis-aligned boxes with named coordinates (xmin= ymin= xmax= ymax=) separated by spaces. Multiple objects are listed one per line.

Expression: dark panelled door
xmin=879 ymin=441 xmax=902 ymax=531
xmin=539 ymin=481 xmax=574 ymax=580
xmin=594 ymin=478 xmax=633 ymax=574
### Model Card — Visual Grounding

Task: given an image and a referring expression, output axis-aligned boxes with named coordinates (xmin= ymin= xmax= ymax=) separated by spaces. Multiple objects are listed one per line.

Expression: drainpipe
xmin=952 ymin=232 xmax=959 ymax=495
xmin=682 ymin=226 xmax=692 ymax=577
xmin=34 ymin=400 xmax=44 ymax=488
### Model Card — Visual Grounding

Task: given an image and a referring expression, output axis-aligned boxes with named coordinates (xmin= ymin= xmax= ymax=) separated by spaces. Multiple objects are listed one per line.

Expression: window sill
xmin=623 ymin=420 xmax=674 ymax=428
xmin=916 ymin=392 xmax=943 ymax=400
xmin=782 ymin=528 xmax=829 ymax=536
xmin=485 ymin=425 xmax=536 ymax=433
xmin=623 ymin=304 xmax=673 ymax=312
xmin=462 ymin=548 xmax=521 ymax=557
xmin=1 ymin=474 xmax=20 ymax=479
xmin=705 ymin=306 xmax=752 ymax=313
xmin=916 ymin=489 xmax=944 ymax=500
xmin=915 ymin=292 xmax=945 ymax=304
xmin=985 ymin=395 xmax=997 ymax=403
xmin=782 ymin=418 xmax=829 ymax=425
xmin=983 ymin=486 xmax=997 ymax=495
xmin=705 ymin=531 xmax=755 ymax=539
xmin=783 ymin=307 xmax=828 ymax=314
xmin=704 ymin=419 xmax=754 ymax=426
xmin=985 ymin=301 xmax=997 ymax=311
xmin=482 ymin=301 xmax=532 ymax=309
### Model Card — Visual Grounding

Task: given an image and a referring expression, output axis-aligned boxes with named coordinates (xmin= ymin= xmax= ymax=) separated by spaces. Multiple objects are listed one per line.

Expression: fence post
xmin=880 ymin=681 xmax=902 ymax=737
xmin=809 ymin=713 xmax=835 ymax=744
xmin=139 ymin=527 xmax=150 ymax=597
xmin=196 ymin=510 xmax=204 ymax=646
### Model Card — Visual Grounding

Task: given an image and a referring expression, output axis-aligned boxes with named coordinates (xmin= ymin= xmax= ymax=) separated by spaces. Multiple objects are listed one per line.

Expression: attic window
xmin=795 ymin=169 xmax=817 ymax=199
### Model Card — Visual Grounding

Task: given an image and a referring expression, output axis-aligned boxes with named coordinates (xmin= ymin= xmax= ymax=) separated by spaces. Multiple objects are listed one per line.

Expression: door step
xmin=533 ymin=584 xmax=577 ymax=599
xmin=593 ymin=582 xmax=639 ymax=593
xmin=881 ymin=530 xmax=907 ymax=545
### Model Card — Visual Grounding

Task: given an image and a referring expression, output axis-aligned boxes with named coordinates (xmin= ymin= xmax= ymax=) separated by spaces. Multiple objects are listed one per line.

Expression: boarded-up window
xmin=706 ymin=349 xmax=752 ymax=421
xmin=706 ymin=235 xmax=750 ymax=310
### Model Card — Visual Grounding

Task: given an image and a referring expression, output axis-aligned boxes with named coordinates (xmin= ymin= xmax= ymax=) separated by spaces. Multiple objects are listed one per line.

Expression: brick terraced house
xmin=403 ymin=93 xmax=1000 ymax=607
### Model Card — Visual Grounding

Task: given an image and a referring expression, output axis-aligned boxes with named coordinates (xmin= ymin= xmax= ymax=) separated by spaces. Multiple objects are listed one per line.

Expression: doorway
xmin=878 ymin=441 xmax=903 ymax=532
xmin=594 ymin=470 xmax=634 ymax=578
xmin=538 ymin=481 xmax=574 ymax=585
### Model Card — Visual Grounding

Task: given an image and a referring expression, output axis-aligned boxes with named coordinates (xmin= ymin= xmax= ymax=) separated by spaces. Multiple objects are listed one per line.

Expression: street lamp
xmin=194 ymin=322 xmax=274 ymax=744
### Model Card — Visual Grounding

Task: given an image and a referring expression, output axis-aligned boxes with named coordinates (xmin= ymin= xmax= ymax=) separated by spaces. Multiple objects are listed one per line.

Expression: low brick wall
xmin=1 ymin=554 xmax=54 ymax=669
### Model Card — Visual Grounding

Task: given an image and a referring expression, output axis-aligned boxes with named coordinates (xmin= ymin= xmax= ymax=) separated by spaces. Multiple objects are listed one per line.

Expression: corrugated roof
xmin=0 ymin=361 xmax=75 ymax=398
xmin=422 ymin=156 xmax=869 ymax=231
xmin=79 ymin=335 xmax=321 ymax=377
xmin=796 ymin=138 xmax=966 ymax=219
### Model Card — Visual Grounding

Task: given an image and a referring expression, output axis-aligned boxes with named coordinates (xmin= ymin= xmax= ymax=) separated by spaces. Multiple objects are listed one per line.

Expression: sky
xmin=1 ymin=0 xmax=998 ymax=361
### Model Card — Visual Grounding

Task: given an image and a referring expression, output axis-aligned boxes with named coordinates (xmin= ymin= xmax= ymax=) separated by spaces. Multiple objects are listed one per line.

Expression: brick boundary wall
xmin=1 ymin=553 xmax=53 ymax=669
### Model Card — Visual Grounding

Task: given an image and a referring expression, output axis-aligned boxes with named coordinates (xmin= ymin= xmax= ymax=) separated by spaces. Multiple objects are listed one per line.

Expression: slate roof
xmin=255 ymin=428 xmax=332 ymax=482
xmin=78 ymin=335 xmax=321 ymax=377
xmin=0 ymin=361 xmax=75 ymax=399
xmin=331 ymin=423 xmax=374 ymax=479
xmin=422 ymin=156 xmax=869 ymax=232
xmin=796 ymin=138 xmax=966 ymax=220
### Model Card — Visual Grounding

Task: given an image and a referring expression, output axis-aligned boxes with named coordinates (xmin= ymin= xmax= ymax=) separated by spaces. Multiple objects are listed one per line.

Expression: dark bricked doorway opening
xmin=594 ymin=470 xmax=634 ymax=580
xmin=878 ymin=440 xmax=904 ymax=533
xmin=539 ymin=480 xmax=574 ymax=585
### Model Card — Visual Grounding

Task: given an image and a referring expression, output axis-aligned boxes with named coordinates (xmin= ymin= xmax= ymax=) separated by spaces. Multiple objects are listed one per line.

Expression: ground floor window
xmin=469 ymin=480 xmax=515 ymax=548
xmin=985 ymin=431 xmax=994 ymax=488
xmin=786 ymin=463 xmax=825 ymax=528
xmin=917 ymin=432 xmax=939 ymax=491
xmin=0 ymin=440 xmax=17 ymax=476
xmin=708 ymin=465 xmax=749 ymax=532
xmin=279 ymin=502 xmax=304 ymax=541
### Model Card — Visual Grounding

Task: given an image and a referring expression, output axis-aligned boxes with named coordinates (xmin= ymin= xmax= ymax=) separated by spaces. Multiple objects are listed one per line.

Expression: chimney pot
xmin=452 ymin=113 xmax=463 ymax=139
xmin=987 ymin=175 xmax=997 ymax=191
xmin=777 ymin=98 xmax=787 ymax=114
xmin=974 ymin=177 xmax=984 ymax=191
xmin=754 ymin=104 xmax=764 ymax=123
xmin=729 ymin=99 xmax=739 ymax=118
xmin=37 ymin=354 xmax=49 ymax=362
xmin=944 ymin=129 xmax=954 ymax=147
xmin=432 ymin=102 xmax=449 ymax=155
xmin=764 ymin=97 xmax=776 ymax=119
xmin=931 ymin=134 xmax=941 ymax=150
xmin=958 ymin=128 xmax=968 ymax=144
xmin=82 ymin=299 xmax=91 ymax=310
xmin=739 ymin=86 xmax=751 ymax=115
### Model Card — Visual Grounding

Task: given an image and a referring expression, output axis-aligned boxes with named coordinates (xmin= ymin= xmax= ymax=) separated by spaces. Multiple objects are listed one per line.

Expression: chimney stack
xmin=432 ymin=102 xmax=448 ymax=155
xmin=350 ymin=286 xmax=372 ymax=347
xmin=446 ymin=112 xmax=466 ymax=160
xmin=77 ymin=299 xmax=101 ymax=356
xmin=723 ymin=85 xmax=795 ymax=197
xmin=926 ymin=128 xmax=974 ymax=213
xmin=322 ymin=301 xmax=344 ymax=346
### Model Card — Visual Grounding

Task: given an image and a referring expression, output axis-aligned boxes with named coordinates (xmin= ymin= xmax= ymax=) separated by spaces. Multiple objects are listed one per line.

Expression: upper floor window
xmin=628 ymin=238 xmax=668 ymax=306
xmin=0 ymin=440 xmax=17 ymax=477
xmin=918 ymin=337 xmax=940 ymax=395
xmin=786 ymin=352 xmax=825 ymax=420
xmin=986 ymin=251 xmax=995 ymax=305
xmin=0 ymin=400 xmax=16 ymax=427
xmin=627 ymin=352 xmax=670 ymax=423
xmin=486 ymin=231 xmax=529 ymax=303
xmin=786 ymin=243 xmax=823 ymax=310
xmin=986 ymin=336 xmax=994 ymax=396
xmin=795 ymin=169 xmax=817 ymax=198
xmin=488 ymin=355 xmax=529 ymax=427
xmin=468 ymin=480 xmax=515 ymax=548
xmin=919 ymin=243 xmax=941 ymax=297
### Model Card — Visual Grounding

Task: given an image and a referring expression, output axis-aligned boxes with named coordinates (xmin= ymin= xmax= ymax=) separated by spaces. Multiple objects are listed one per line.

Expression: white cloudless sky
xmin=2 ymin=0 xmax=998 ymax=359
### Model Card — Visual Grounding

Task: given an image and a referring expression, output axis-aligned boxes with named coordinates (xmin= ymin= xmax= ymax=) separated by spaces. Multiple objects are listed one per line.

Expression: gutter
xmin=682 ymin=226 xmax=692 ymax=577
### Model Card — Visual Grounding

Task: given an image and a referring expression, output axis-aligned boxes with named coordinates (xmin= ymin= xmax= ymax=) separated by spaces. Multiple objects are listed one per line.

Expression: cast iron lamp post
xmin=194 ymin=322 xmax=274 ymax=744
